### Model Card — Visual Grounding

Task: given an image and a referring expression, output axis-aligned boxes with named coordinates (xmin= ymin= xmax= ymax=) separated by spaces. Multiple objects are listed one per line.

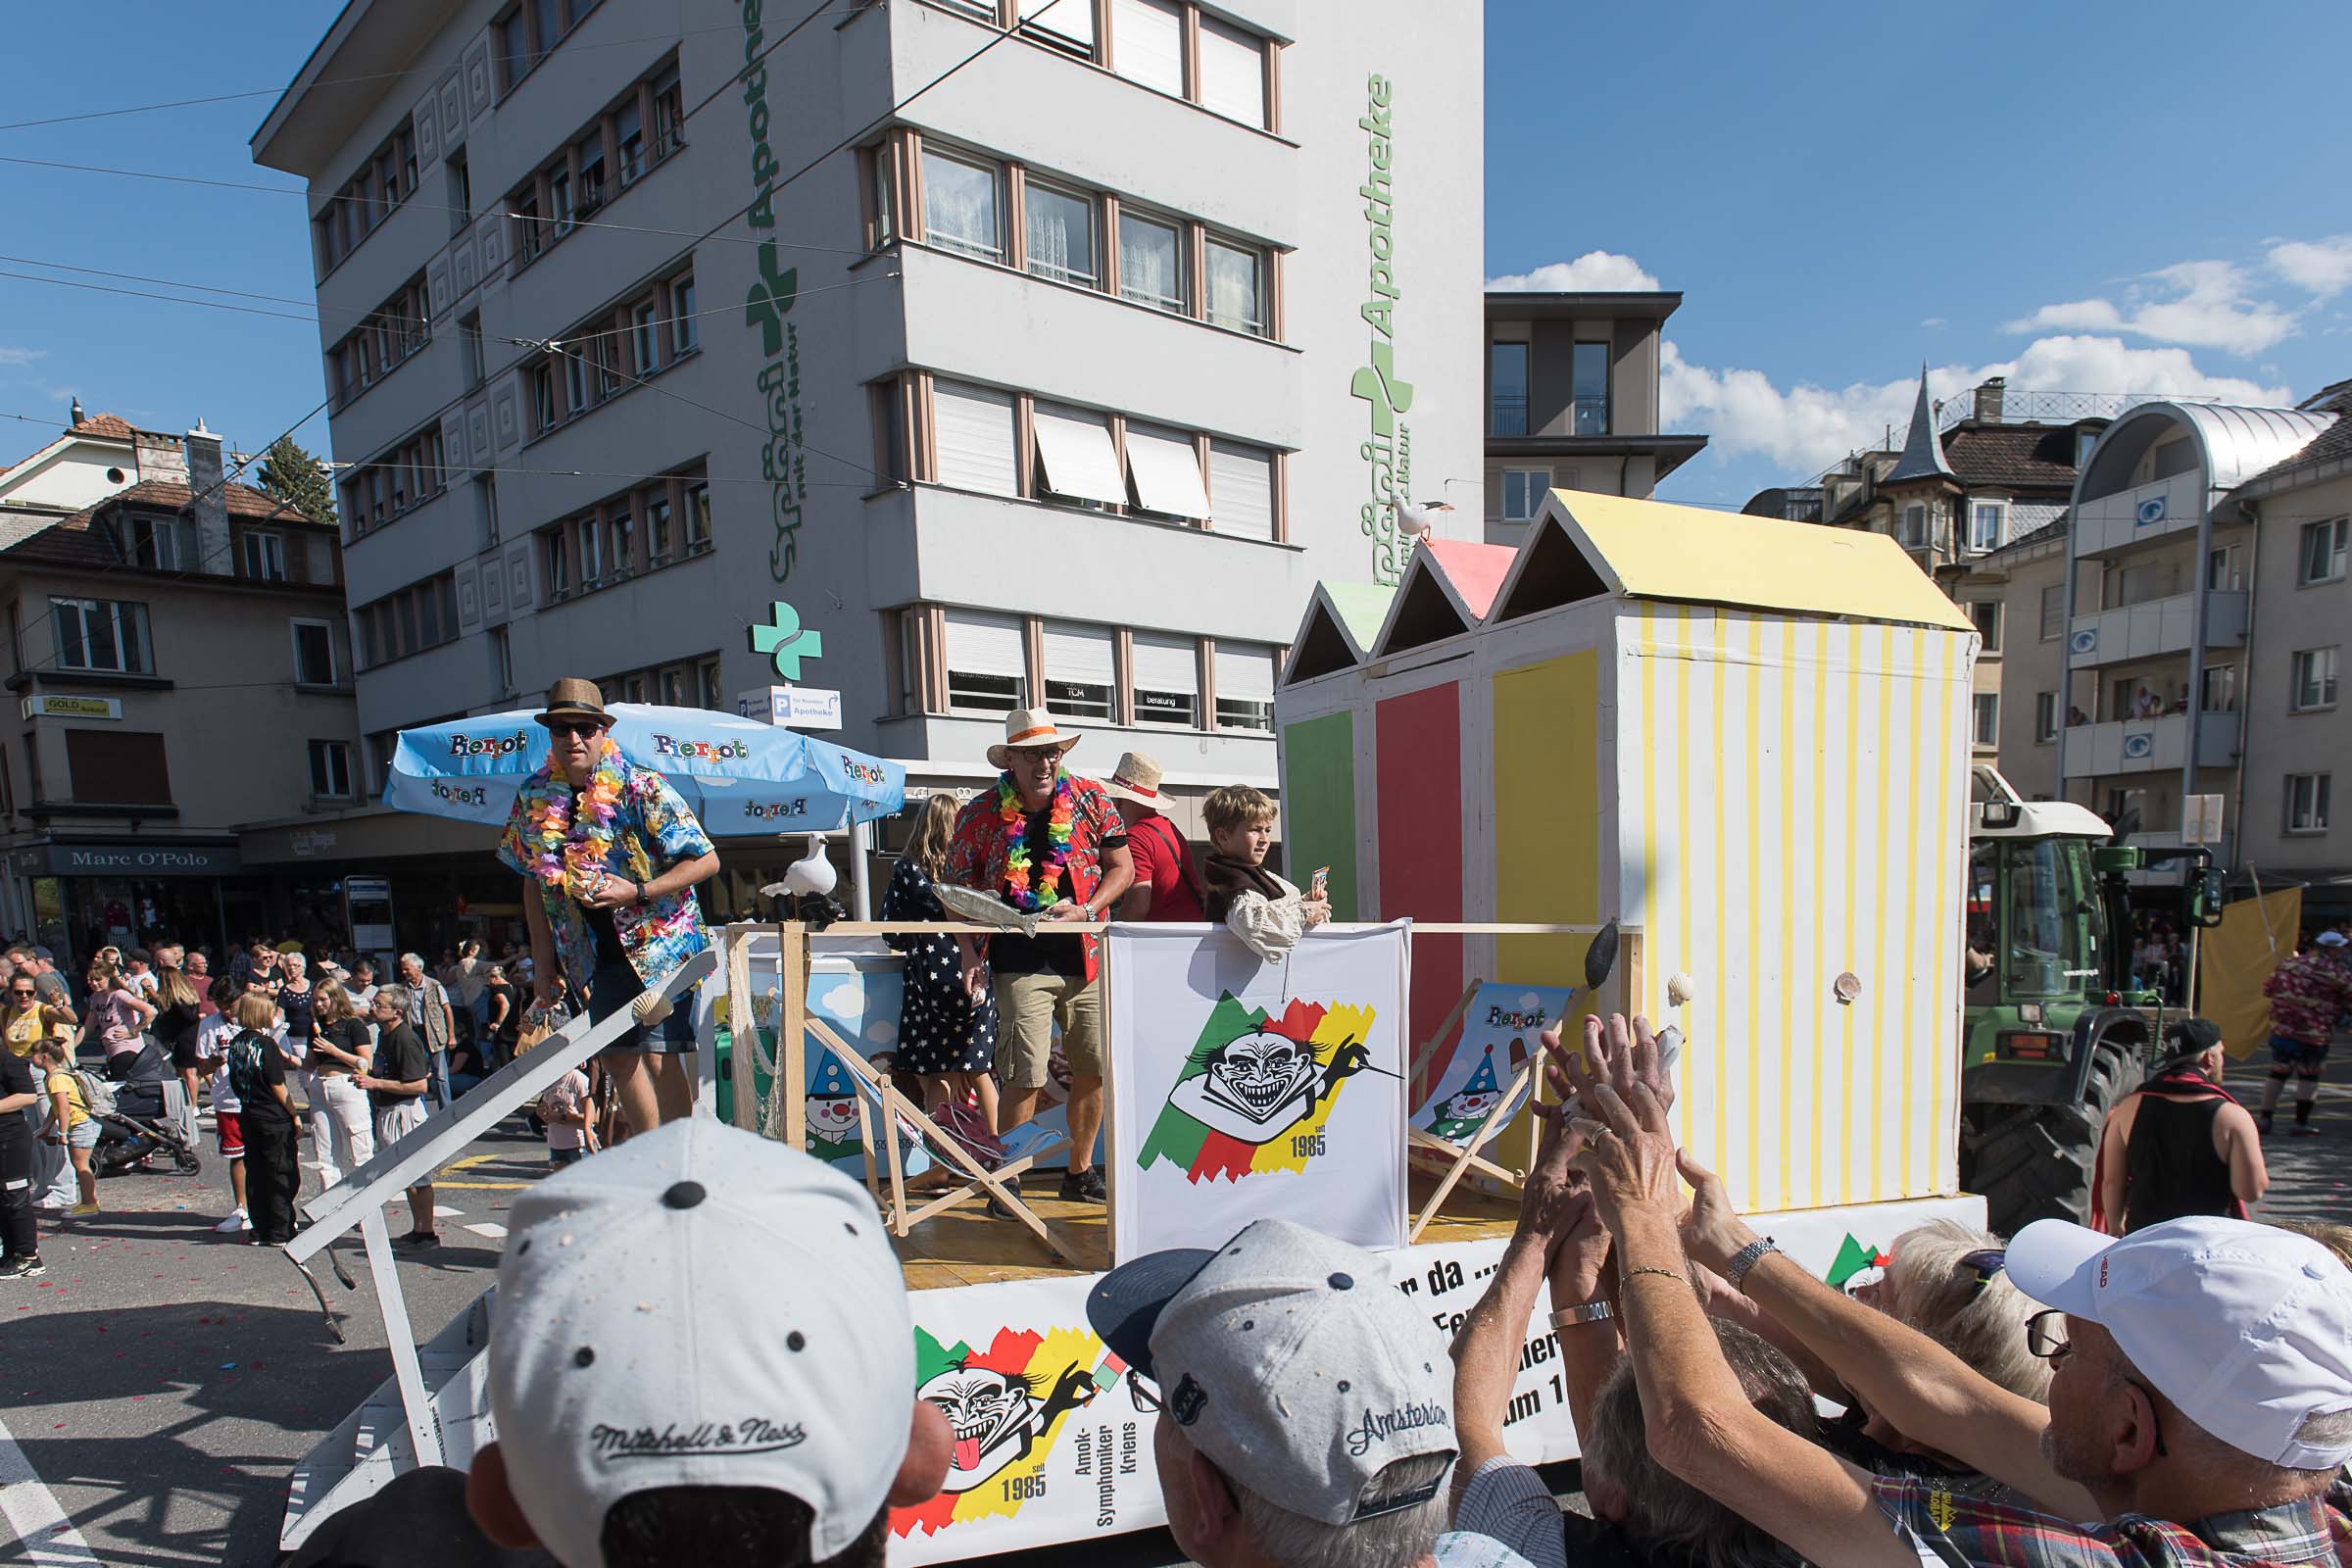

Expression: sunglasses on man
xmin=546 ymin=719 xmax=610 ymax=739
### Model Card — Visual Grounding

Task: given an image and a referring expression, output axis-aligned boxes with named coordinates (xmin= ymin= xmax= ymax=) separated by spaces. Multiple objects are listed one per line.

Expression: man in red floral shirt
xmin=2258 ymin=930 xmax=2352 ymax=1137
xmin=946 ymin=710 xmax=1133 ymax=1203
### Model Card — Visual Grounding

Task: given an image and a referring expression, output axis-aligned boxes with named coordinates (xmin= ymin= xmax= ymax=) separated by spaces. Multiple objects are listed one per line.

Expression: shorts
xmin=2272 ymin=1037 xmax=2330 ymax=1069
xmin=373 ymin=1100 xmax=433 ymax=1191
xmin=549 ymin=1146 xmax=586 ymax=1167
xmin=171 ymin=1034 xmax=206 ymax=1073
xmin=66 ymin=1119 xmax=97 ymax=1151
xmin=216 ymin=1110 xmax=245 ymax=1159
xmin=586 ymin=960 xmax=697 ymax=1054
xmin=992 ymin=969 xmax=1102 ymax=1088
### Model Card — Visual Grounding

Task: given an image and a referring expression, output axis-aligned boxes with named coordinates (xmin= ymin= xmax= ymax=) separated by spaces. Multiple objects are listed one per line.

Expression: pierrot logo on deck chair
xmin=647 ymin=734 xmax=751 ymax=763
xmin=1138 ymin=995 xmax=1377 ymax=1183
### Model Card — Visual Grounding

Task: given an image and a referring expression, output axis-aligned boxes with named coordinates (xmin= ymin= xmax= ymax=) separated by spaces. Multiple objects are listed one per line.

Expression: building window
xmin=2300 ymin=517 xmax=2348 ymax=585
xmin=1024 ymin=180 xmax=1095 ymax=287
xmin=545 ymin=528 xmax=571 ymax=599
xmin=1032 ymin=404 xmax=1126 ymax=509
xmin=684 ymin=479 xmax=712 ymax=552
xmin=1214 ymin=644 xmax=1275 ymax=732
xmin=1110 ymin=0 xmax=1185 ymax=95
xmin=932 ymin=380 xmax=1020 ymax=497
xmin=1197 ymin=15 xmax=1269 ymax=127
xmin=944 ymin=611 xmax=1027 ymax=714
xmin=313 ymin=118 xmax=416 ymax=274
xmin=353 ymin=573 xmax=460 ymax=668
xmin=530 ymin=363 xmax=557 ymax=432
xmin=1042 ymin=621 xmax=1115 ymax=720
xmin=1131 ymin=632 xmax=1199 ymax=728
xmin=65 ymin=730 xmax=170 ymax=807
xmin=327 ymin=273 xmax=430 ymax=407
xmin=651 ymin=64 xmax=685 ymax=160
xmin=2034 ymin=692 xmax=2057 ymax=743
xmin=1017 ymin=0 xmax=1095 ymax=54
xmin=1124 ymin=423 xmax=1212 ymax=520
xmin=2039 ymin=584 xmax=2064 ymax=640
xmin=645 ymin=493 xmax=675 ymax=564
xmin=129 ymin=514 xmax=195 ymax=570
xmin=1571 ymin=341 xmax=1610 ymax=435
xmin=51 ymin=597 xmax=154 ymax=675
xmin=1969 ymin=601 xmax=2000 ymax=653
xmin=563 ymin=349 xmax=590 ymax=416
xmin=669 ymin=274 xmax=698 ymax=354
xmin=1490 ymin=342 xmax=1529 ymax=436
xmin=2207 ymin=544 xmax=2242 ymax=592
xmin=291 ymin=619 xmax=337 ymax=685
xmin=2076 ymin=429 xmax=2099 ymax=468
xmin=2284 ymin=773 xmax=2332 ymax=835
xmin=461 ymin=312 xmax=485 ymax=389
xmin=922 ymin=149 xmax=1004 ymax=260
xmin=491 ymin=626 xmax=515 ymax=694
xmin=508 ymin=57 xmax=685 ymax=265
xmin=2291 ymin=647 xmax=2339 ymax=712
xmin=1972 ymin=692 xmax=1998 ymax=746
xmin=308 ymin=740 xmax=355 ymax=801
xmin=2201 ymin=663 xmax=2237 ymax=713
xmin=1117 ymin=210 xmax=1185 ymax=315
xmin=1969 ymin=500 xmax=2007 ymax=553
xmin=632 ymin=301 xmax=661 ymax=373
xmin=1207 ymin=441 xmax=1275 ymax=540
xmin=242 ymin=532 xmax=287 ymax=581
xmin=1501 ymin=468 xmax=1551 ymax=522
xmin=1203 ymin=236 xmax=1265 ymax=335
xmin=1900 ymin=505 xmax=1928 ymax=549
xmin=447 ymin=150 xmax=471 ymax=232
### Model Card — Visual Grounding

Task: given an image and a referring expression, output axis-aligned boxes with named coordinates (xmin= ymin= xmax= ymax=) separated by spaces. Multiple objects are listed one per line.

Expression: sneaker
xmin=2292 ymin=1123 xmax=2321 ymax=1138
xmin=215 ymin=1210 xmax=251 ymax=1234
xmin=395 ymin=1230 xmax=440 ymax=1249
xmin=984 ymin=1170 xmax=1022 ymax=1220
xmin=1058 ymin=1168 xmax=1107 ymax=1203
xmin=0 ymin=1256 xmax=44 ymax=1280
xmin=69 ymin=1202 xmax=100 ymax=1218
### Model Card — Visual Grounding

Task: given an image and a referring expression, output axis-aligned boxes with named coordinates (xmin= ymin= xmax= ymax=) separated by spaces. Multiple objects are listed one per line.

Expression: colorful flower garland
xmin=997 ymin=772 xmax=1075 ymax=911
xmin=522 ymin=735 xmax=628 ymax=896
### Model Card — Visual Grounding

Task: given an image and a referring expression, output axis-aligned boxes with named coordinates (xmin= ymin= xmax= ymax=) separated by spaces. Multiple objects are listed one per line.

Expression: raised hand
xmin=1562 ymin=1050 xmax=1682 ymax=1236
xmin=1673 ymin=1150 xmax=1758 ymax=1276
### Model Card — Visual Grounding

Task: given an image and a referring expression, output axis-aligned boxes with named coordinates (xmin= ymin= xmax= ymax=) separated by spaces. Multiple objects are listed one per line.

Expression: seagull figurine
xmin=760 ymin=833 xmax=838 ymax=900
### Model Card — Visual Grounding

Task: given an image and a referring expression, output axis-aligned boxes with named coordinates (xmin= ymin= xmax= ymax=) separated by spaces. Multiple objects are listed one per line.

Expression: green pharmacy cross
xmin=750 ymin=600 xmax=824 ymax=679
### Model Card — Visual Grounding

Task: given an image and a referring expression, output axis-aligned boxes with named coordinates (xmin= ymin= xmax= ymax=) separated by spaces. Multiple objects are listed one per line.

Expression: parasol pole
xmin=849 ymin=817 xmax=875 ymax=920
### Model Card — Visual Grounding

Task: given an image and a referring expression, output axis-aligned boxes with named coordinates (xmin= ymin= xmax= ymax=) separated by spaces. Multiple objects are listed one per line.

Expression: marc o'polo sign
xmin=24 ymin=843 xmax=241 ymax=876
xmin=21 ymin=695 xmax=122 ymax=720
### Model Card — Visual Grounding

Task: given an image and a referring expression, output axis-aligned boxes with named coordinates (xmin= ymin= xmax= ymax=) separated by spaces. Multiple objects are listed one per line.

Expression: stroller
xmin=92 ymin=1040 xmax=203 ymax=1177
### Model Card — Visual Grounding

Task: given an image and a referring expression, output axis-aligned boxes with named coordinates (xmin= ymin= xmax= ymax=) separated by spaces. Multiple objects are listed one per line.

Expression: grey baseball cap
xmin=1086 ymin=1218 xmax=1457 ymax=1526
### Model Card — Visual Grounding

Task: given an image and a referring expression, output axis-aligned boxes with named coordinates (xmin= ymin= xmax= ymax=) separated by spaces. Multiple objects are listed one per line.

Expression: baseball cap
xmin=1086 ymin=1218 xmax=1457 ymax=1526
xmin=2156 ymin=1017 xmax=2224 ymax=1069
xmin=2319 ymin=931 xmax=2349 ymax=948
xmin=2009 ymin=1215 xmax=2352 ymax=1468
xmin=488 ymin=1120 xmax=915 ymax=1566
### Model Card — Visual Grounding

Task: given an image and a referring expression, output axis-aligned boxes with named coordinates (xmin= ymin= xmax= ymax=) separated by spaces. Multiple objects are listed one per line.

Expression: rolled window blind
xmin=932 ymin=380 xmax=1018 ymax=497
xmin=1111 ymin=0 xmax=1183 ymax=95
xmin=1208 ymin=441 xmax=1275 ymax=538
xmin=1197 ymin=18 xmax=1266 ymax=127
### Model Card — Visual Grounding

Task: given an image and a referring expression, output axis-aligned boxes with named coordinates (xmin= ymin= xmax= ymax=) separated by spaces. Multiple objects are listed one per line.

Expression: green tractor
xmin=1956 ymin=766 xmax=2226 ymax=1234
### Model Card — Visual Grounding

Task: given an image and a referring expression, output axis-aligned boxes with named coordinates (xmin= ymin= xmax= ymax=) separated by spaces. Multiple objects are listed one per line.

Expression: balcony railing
xmin=2061 ymin=711 xmax=2237 ymax=779
xmin=1490 ymin=393 xmax=1528 ymax=436
xmin=2067 ymin=591 xmax=2247 ymax=667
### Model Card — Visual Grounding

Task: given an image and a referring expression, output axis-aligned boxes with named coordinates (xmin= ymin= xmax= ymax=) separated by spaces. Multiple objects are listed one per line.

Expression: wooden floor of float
xmin=895 ymin=1172 xmax=1521 ymax=1290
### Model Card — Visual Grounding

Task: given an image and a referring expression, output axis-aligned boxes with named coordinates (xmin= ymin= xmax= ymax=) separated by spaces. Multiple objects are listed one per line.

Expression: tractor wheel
xmin=1962 ymin=1040 xmax=2143 ymax=1234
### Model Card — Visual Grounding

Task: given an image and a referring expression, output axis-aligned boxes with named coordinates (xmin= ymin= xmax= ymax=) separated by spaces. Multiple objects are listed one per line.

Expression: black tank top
xmin=2123 ymin=1092 xmax=2237 ymax=1232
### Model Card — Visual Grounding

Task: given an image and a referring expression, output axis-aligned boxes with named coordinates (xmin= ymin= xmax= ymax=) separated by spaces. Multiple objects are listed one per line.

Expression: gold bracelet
xmin=1622 ymin=1265 xmax=1687 ymax=1287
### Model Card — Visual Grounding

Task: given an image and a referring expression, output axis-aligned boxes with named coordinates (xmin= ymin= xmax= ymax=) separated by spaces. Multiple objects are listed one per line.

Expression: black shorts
xmin=170 ymin=1034 xmax=206 ymax=1073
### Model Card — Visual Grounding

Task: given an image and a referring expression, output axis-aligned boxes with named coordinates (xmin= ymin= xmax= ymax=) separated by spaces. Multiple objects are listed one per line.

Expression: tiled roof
xmin=1942 ymin=424 xmax=2088 ymax=490
xmin=1 ymin=478 xmax=315 ymax=570
xmin=69 ymin=413 xmax=135 ymax=440
xmin=99 ymin=477 xmax=313 ymax=523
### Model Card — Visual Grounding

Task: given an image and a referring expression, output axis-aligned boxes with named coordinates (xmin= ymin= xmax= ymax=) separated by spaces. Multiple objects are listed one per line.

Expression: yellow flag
xmin=2197 ymin=888 xmax=2302 ymax=1060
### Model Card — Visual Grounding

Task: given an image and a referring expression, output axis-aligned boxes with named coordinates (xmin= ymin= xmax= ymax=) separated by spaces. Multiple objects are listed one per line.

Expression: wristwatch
xmin=1723 ymin=1236 xmax=1781 ymax=1291
xmin=1549 ymin=1299 xmax=1615 ymax=1329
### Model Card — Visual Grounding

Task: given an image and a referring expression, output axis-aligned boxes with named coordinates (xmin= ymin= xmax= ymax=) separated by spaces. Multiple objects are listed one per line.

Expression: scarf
xmin=519 ymin=737 xmax=628 ymax=897
xmin=998 ymin=772 xmax=1075 ymax=912
xmin=1202 ymin=853 xmax=1288 ymax=924
xmin=2088 ymin=1061 xmax=2242 ymax=1234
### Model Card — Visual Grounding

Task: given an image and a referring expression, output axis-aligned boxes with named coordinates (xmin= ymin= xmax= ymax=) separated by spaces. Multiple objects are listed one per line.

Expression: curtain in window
xmin=1026 ymin=185 xmax=1092 ymax=284
xmin=922 ymin=152 xmax=1000 ymax=257
xmin=1119 ymin=214 xmax=1180 ymax=310
xmin=1204 ymin=240 xmax=1260 ymax=333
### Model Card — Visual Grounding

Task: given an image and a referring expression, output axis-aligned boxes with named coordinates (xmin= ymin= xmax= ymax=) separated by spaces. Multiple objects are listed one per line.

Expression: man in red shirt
xmin=1105 ymin=752 xmax=1203 ymax=923
xmin=2259 ymin=930 xmax=2352 ymax=1137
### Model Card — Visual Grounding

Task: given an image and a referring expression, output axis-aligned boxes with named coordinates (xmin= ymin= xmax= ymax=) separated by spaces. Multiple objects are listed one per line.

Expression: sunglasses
xmin=1014 ymin=747 xmax=1069 ymax=765
xmin=546 ymin=719 xmax=609 ymax=739
xmin=1959 ymin=1248 xmax=2007 ymax=1296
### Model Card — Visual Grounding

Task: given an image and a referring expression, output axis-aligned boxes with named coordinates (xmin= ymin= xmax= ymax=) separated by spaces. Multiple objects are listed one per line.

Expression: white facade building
xmin=253 ymin=0 xmax=1483 ymax=855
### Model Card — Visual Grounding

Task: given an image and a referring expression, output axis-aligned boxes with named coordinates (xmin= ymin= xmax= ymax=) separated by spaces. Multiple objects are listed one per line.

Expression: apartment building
xmin=0 ymin=415 xmax=360 ymax=961
xmin=2058 ymin=385 xmax=2350 ymax=906
xmin=1482 ymin=289 xmax=1705 ymax=546
xmin=252 ymin=0 xmax=1483 ymax=909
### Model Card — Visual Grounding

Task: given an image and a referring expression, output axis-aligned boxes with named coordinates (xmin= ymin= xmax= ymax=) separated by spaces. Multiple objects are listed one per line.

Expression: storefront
xmin=2 ymin=839 xmax=252 ymax=970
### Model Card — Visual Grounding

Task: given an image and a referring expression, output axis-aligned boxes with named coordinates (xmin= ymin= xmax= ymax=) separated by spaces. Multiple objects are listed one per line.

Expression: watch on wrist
xmin=1723 ymin=1236 xmax=1781 ymax=1291
xmin=1550 ymin=1299 xmax=1615 ymax=1329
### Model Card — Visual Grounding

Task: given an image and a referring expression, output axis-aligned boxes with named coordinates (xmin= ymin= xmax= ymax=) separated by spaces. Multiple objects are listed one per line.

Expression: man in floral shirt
xmin=2258 ymin=930 xmax=2352 ymax=1137
xmin=947 ymin=710 xmax=1133 ymax=1203
xmin=500 ymin=678 xmax=719 ymax=1134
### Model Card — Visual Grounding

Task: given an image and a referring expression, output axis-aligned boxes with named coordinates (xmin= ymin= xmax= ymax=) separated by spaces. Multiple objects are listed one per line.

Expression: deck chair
xmin=1403 ymin=980 xmax=1542 ymax=1243
xmin=805 ymin=1017 xmax=1072 ymax=1264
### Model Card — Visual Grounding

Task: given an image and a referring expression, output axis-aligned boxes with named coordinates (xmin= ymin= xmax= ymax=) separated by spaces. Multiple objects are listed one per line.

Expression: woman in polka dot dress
xmin=883 ymin=794 xmax=1001 ymax=1129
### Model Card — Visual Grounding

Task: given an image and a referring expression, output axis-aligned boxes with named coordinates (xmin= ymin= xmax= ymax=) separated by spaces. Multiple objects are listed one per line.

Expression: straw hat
xmin=986 ymin=708 xmax=1083 ymax=770
xmin=1103 ymin=752 xmax=1166 ymax=808
xmin=536 ymin=676 xmax=612 ymax=727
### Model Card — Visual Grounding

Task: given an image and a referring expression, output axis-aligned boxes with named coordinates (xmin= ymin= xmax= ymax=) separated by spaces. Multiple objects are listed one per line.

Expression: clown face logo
xmin=807 ymin=1093 xmax=859 ymax=1147
xmin=918 ymin=1359 xmax=1101 ymax=1493
xmin=1436 ymin=1086 xmax=1500 ymax=1125
xmin=1169 ymin=1029 xmax=1318 ymax=1146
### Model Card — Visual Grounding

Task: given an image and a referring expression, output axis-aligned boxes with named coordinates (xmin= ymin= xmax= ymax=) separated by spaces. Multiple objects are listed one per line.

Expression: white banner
xmin=1105 ymin=921 xmax=1411 ymax=1260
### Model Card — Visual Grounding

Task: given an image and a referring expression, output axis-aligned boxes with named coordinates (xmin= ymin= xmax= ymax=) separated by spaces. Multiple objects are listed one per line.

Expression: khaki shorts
xmin=993 ymin=969 xmax=1102 ymax=1087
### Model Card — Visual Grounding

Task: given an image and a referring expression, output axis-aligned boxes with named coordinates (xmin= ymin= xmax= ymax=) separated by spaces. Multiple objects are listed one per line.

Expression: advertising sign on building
xmin=735 ymin=684 xmax=843 ymax=731
xmin=21 ymin=695 xmax=122 ymax=720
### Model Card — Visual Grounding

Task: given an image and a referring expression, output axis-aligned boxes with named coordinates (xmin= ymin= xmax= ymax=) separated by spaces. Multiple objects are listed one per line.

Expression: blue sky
xmin=2 ymin=3 xmax=2347 ymax=512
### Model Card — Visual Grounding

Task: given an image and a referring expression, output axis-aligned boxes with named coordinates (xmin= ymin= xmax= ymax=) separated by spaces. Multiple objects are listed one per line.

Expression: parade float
xmin=282 ymin=487 xmax=1992 ymax=1563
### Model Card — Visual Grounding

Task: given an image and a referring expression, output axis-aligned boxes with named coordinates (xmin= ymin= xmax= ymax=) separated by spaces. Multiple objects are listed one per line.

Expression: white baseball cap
xmin=487 ymin=1120 xmax=914 ymax=1566
xmin=2009 ymin=1215 xmax=2352 ymax=1468
xmin=1086 ymin=1218 xmax=1457 ymax=1526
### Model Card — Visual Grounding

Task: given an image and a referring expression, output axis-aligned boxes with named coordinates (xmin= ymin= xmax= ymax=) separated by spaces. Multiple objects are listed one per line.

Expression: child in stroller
xmin=88 ymin=1040 xmax=202 ymax=1177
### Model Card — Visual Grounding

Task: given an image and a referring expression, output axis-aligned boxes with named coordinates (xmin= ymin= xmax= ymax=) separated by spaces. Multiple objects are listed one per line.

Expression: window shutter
xmin=1111 ymin=0 xmax=1184 ymax=95
xmin=1042 ymin=621 xmax=1115 ymax=684
xmin=1131 ymin=631 xmax=1198 ymax=694
xmin=1207 ymin=442 xmax=1274 ymax=538
xmin=1124 ymin=424 xmax=1212 ymax=519
xmin=1197 ymin=18 xmax=1266 ymax=126
xmin=1032 ymin=405 xmax=1128 ymax=507
xmin=944 ymin=611 xmax=1026 ymax=677
xmin=1019 ymin=0 xmax=1094 ymax=49
xmin=932 ymin=381 xmax=1018 ymax=497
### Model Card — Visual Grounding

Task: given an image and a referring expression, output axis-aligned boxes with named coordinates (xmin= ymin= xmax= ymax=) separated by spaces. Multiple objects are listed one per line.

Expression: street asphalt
xmin=4 ymin=1054 xmax=2347 ymax=1566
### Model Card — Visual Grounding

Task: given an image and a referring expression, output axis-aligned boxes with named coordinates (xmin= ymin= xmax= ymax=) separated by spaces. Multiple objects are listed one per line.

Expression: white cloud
xmin=0 ymin=347 xmax=48 ymax=368
xmin=2002 ymin=260 xmax=2297 ymax=356
xmin=1486 ymin=251 xmax=1660 ymax=292
xmin=817 ymin=979 xmax=864 ymax=1015
xmin=2270 ymin=235 xmax=2352 ymax=300
xmin=1919 ymin=318 xmax=1947 ymax=329
xmin=1663 ymin=335 xmax=2289 ymax=477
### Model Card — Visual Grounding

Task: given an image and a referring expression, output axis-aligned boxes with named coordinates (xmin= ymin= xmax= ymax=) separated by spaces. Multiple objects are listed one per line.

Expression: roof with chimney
xmin=1883 ymin=367 xmax=1957 ymax=486
xmin=1940 ymin=424 xmax=2093 ymax=491
xmin=2 ymin=477 xmax=317 ymax=572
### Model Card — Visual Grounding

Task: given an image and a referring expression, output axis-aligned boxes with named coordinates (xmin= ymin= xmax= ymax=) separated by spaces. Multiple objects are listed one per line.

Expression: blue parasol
xmin=382 ymin=704 xmax=904 ymax=834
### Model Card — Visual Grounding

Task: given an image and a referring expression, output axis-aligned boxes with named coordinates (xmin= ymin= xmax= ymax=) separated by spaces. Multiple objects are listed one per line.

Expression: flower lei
xmin=998 ymin=772 xmax=1076 ymax=911
xmin=523 ymin=735 xmax=628 ymax=896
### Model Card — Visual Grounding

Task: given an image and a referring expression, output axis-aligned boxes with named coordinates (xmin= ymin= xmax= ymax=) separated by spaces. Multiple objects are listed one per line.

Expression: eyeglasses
xmin=546 ymin=719 xmax=608 ymax=739
xmin=7 ymin=989 xmax=34 ymax=1001
xmin=1013 ymin=747 xmax=1068 ymax=765
xmin=1126 ymin=1368 xmax=1162 ymax=1412
xmin=2027 ymin=1309 xmax=2068 ymax=1360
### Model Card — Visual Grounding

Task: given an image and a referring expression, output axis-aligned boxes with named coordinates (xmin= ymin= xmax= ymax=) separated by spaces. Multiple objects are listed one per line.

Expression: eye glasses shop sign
xmin=14 ymin=843 xmax=241 ymax=878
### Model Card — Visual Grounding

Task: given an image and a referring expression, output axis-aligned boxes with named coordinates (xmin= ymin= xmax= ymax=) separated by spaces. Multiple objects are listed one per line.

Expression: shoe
xmin=1058 ymin=1168 xmax=1107 ymax=1203
xmin=215 ymin=1210 xmax=251 ymax=1233
xmin=1 ymin=1256 xmax=44 ymax=1279
xmin=2259 ymin=1113 xmax=2276 ymax=1136
xmin=985 ymin=1170 xmax=1021 ymax=1219
xmin=69 ymin=1202 xmax=100 ymax=1217
xmin=395 ymin=1230 xmax=440 ymax=1249
xmin=2291 ymin=1124 xmax=2320 ymax=1138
